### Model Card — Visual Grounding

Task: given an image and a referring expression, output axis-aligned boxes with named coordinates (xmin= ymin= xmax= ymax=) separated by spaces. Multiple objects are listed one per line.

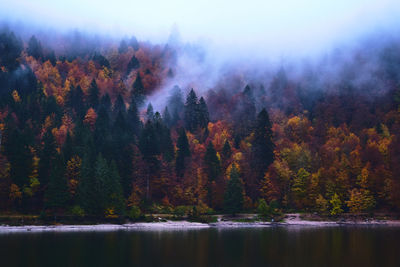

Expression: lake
xmin=1 ymin=226 xmax=400 ymax=267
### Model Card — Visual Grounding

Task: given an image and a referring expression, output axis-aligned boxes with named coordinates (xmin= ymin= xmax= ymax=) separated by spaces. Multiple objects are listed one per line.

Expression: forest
xmin=0 ymin=27 xmax=400 ymax=219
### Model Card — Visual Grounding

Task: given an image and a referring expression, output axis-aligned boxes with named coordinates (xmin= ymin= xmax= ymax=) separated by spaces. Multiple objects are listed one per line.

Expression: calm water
xmin=1 ymin=226 xmax=400 ymax=267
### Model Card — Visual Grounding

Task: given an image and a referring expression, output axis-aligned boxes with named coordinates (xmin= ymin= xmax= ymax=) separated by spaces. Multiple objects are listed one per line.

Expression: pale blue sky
xmin=1 ymin=0 xmax=399 ymax=56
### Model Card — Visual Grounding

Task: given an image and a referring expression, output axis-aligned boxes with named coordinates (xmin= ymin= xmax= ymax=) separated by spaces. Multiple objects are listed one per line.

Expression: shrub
xmin=71 ymin=205 xmax=85 ymax=217
xmin=128 ymin=205 xmax=141 ymax=220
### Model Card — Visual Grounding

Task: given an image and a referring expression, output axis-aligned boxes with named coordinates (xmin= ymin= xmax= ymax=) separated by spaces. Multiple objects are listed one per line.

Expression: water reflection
xmin=1 ymin=226 xmax=399 ymax=267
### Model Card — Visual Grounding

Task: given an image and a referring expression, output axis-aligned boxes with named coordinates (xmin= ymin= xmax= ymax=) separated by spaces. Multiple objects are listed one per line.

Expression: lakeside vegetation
xmin=0 ymin=28 xmax=400 ymax=222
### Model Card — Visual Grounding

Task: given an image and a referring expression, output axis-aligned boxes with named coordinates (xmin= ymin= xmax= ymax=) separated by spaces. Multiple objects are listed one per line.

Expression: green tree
xmin=204 ymin=142 xmax=221 ymax=182
xmin=224 ymin=164 xmax=244 ymax=215
xmin=197 ymin=97 xmax=209 ymax=129
xmin=330 ymin=193 xmax=343 ymax=216
xmin=45 ymin=154 xmax=69 ymax=210
xmin=88 ymin=79 xmax=99 ymax=109
xmin=175 ymin=128 xmax=190 ymax=178
xmin=184 ymin=89 xmax=199 ymax=132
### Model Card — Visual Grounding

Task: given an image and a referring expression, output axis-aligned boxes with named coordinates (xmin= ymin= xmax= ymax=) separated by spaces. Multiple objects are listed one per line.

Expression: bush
xmin=71 ymin=205 xmax=85 ymax=217
xmin=257 ymin=199 xmax=271 ymax=218
xmin=128 ymin=206 xmax=141 ymax=220
xmin=173 ymin=206 xmax=191 ymax=217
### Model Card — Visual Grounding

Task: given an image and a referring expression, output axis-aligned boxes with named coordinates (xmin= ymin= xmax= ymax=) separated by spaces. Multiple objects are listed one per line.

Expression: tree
xmin=330 ymin=193 xmax=343 ymax=216
xmin=175 ymin=128 xmax=190 ymax=178
xmin=204 ymin=142 xmax=221 ymax=182
xmin=167 ymin=85 xmax=184 ymax=126
xmin=113 ymin=94 xmax=126 ymax=116
xmin=198 ymin=97 xmax=209 ymax=129
xmin=346 ymin=188 xmax=375 ymax=213
xmin=257 ymin=199 xmax=271 ymax=218
xmin=118 ymin=40 xmax=128 ymax=54
xmin=27 ymin=35 xmax=43 ymax=60
xmin=184 ymin=89 xmax=199 ymax=132
xmin=248 ymin=108 xmax=275 ymax=199
xmin=132 ymin=73 xmax=145 ymax=106
xmin=127 ymin=96 xmax=142 ymax=135
xmin=292 ymin=168 xmax=310 ymax=209
xmin=45 ymin=154 xmax=69 ymax=210
xmin=146 ymin=103 xmax=154 ymax=121
xmin=126 ymin=55 xmax=140 ymax=74
xmin=88 ymin=79 xmax=99 ymax=109
xmin=224 ymin=164 xmax=244 ymax=215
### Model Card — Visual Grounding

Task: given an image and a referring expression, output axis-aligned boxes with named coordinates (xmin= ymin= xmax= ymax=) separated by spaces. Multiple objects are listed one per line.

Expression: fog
xmin=1 ymin=0 xmax=400 ymax=111
xmin=2 ymin=0 xmax=400 ymax=57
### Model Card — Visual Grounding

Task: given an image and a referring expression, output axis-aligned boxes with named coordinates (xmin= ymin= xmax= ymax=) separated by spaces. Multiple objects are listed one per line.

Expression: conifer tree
xmin=176 ymin=128 xmax=190 ymax=177
xmin=132 ymin=73 xmax=145 ymax=106
xmin=45 ymin=154 xmax=69 ymax=210
xmin=224 ymin=164 xmax=244 ymax=215
xmin=204 ymin=142 xmax=221 ymax=182
xmin=184 ymin=89 xmax=198 ymax=132
xmin=88 ymin=79 xmax=99 ymax=109
xmin=198 ymin=97 xmax=210 ymax=128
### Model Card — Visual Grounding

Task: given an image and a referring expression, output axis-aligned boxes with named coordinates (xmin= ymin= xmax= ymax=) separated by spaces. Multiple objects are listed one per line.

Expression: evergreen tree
xmin=38 ymin=130 xmax=58 ymax=186
xmin=45 ymin=154 xmax=69 ymax=210
xmin=27 ymin=35 xmax=43 ymax=60
xmin=184 ymin=89 xmax=198 ymax=132
xmin=105 ymin=161 xmax=125 ymax=214
xmin=252 ymin=108 xmax=274 ymax=179
xmin=224 ymin=164 xmax=244 ymax=215
xmin=198 ymin=97 xmax=210 ymax=128
xmin=100 ymin=93 xmax=112 ymax=114
xmin=127 ymin=96 xmax=142 ymax=136
xmin=167 ymin=85 xmax=184 ymax=126
xmin=163 ymin=106 xmax=172 ymax=128
xmin=126 ymin=55 xmax=140 ymax=74
xmin=132 ymin=73 xmax=145 ymax=106
xmin=118 ymin=40 xmax=128 ymax=54
xmin=113 ymin=94 xmax=126 ymax=116
xmin=204 ymin=142 xmax=221 ymax=182
xmin=88 ymin=79 xmax=99 ymax=109
xmin=146 ymin=103 xmax=154 ymax=121
xmin=175 ymin=128 xmax=190 ymax=177
xmin=222 ymin=140 xmax=232 ymax=160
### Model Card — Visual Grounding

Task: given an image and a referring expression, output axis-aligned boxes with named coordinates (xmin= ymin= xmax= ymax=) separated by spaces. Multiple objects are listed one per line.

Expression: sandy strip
xmin=1 ymin=217 xmax=400 ymax=233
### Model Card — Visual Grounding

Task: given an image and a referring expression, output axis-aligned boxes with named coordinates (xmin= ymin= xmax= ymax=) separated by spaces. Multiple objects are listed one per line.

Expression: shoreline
xmin=1 ymin=214 xmax=400 ymax=233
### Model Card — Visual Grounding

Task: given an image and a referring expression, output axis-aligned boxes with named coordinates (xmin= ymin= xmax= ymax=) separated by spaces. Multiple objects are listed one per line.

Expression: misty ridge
xmin=1 ymin=17 xmax=400 ymax=216
xmin=2 ymin=21 xmax=399 ymax=125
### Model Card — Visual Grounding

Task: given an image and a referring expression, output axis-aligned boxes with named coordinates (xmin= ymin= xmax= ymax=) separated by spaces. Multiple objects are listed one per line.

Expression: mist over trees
xmin=0 ymin=26 xmax=400 ymax=218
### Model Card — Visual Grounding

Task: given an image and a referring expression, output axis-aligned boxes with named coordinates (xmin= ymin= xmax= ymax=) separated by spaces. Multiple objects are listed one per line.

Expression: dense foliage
xmin=1 ymin=28 xmax=400 ymax=217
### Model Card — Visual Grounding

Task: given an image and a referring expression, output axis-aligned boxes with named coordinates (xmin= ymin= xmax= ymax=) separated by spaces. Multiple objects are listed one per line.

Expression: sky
xmin=1 ymin=0 xmax=400 ymax=58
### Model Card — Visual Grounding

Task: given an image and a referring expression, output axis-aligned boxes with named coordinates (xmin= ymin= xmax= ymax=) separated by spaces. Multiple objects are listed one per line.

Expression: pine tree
xmin=163 ymin=106 xmax=172 ymax=128
xmin=167 ymin=85 xmax=184 ymax=126
xmin=184 ymin=89 xmax=199 ymax=132
xmin=100 ymin=93 xmax=112 ymax=113
xmin=222 ymin=140 xmax=232 ymax=161
xmin=118 ymin=40 xmax=128 ymax=54
xmin=204 ymin=142 xmax=221 ymax=182
xmin=105 ymin=161 xmax=125 ymax=215
xmin=252 ymin=109 xmax=274 ymax=179
xmin=132 ymin=73 xmax=145 ymax=106
xmin=175 ymin=128 xmax=190 ymax=177
xmin=113 ymin=94 xmax=126 ymax=116
xmin=224 ymin=164 xmax=244 ymax=215
xmin=127 ymin=97 xmax=142 ymax=136
xmin=126 ymin=55 xmax=140 ymax=74
xmin=198 ymin=97 xmax=210 ymax=128
xmin=45 ymin=154 xmax=69 ymax=210
xmin=38 ymin=130 xmax=58 ymax=186
xmin=88 ymin=79 xmax=99 ymax=109
xmin=27 ymin=35 xmax=43 ymax=59
xmin=146 ymin=103 xmax=154 ymax=121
